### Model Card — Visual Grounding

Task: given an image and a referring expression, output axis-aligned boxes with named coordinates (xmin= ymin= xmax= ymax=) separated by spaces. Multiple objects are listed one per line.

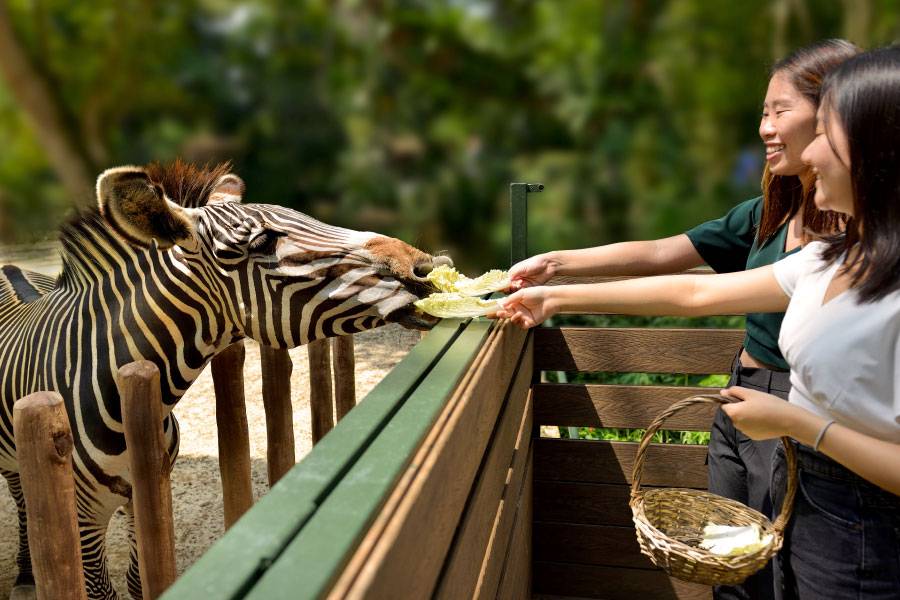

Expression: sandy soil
xmin=0 ymin=325 xmax=421 ymax=598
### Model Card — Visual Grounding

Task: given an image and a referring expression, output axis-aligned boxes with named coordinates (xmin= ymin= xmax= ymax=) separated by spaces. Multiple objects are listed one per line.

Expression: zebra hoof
xmin=9 ymin=585 xmax=36 ymax=600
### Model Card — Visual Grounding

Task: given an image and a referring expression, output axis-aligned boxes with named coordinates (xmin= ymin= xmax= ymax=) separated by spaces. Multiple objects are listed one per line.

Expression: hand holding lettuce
xmin=414 ymin=265 xmax=510 ymax=318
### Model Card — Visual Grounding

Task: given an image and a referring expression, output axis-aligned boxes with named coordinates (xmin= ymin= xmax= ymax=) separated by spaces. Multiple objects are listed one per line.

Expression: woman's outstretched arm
xmin=508 ymin=234 xmax=704 ymax=289
xmin=494 ymin=263 xmax=789 ymax=328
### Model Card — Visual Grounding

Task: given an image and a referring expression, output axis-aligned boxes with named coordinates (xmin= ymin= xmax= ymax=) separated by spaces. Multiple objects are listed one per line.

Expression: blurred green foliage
xmin=1 ymin=1 xmax=899 ymax=271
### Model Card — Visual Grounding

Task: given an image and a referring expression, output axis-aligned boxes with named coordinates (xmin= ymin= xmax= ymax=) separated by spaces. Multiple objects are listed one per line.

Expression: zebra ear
xmin=209 ymin=174 xmax=245 ymax=204
xmin=96 ymin=166 xmax=197 ymax=250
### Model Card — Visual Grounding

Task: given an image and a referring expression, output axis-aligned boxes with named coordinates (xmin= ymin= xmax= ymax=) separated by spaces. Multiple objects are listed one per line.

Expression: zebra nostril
xmin=412 ymin=255 xmax=453 ymax=280
xmin=413 ymin=261 xmax=434 ymax=278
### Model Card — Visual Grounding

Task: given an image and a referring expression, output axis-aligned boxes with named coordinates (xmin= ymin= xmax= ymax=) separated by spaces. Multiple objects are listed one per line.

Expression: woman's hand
xmin=492 ymin=286 xmax=557 ymax=329
xmin=724 ymin=390 xmax=900 ymax=498
xmin=720 ymin=386 xmax=810 ymax=440
xmin=508 ymin=254 xmax=560 ymax=290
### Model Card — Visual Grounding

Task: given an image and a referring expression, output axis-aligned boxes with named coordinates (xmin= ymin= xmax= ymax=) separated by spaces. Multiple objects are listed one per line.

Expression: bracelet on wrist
xmin=813 ymin=419 xmax=836 ymax=452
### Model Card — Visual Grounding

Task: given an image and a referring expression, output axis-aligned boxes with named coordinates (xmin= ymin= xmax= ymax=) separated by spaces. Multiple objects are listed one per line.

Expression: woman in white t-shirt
xmin=494 ymin=47 xmax=900 ymax=599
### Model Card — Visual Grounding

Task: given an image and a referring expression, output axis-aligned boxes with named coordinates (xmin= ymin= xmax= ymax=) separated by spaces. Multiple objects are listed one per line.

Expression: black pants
xmin=771 ymin=442 xmax=900 ymax=599
xmin=708 ymin=353 xmax=791 ymax=600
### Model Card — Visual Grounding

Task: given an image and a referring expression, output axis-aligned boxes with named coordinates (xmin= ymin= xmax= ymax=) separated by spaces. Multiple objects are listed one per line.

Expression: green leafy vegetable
xmin=414 ymin=293 xmax=500 ymax=318
xmin=426 ymin=266 xmax=509 ymax=296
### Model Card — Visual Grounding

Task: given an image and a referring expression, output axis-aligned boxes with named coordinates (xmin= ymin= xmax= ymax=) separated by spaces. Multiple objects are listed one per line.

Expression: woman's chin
xmin=768 ymin=160 xmax=804 ymax=178
xmin=812 ymin=194 xmax=829 ymax=211
xmin=813 ymin=190 xmax=838 ymax=213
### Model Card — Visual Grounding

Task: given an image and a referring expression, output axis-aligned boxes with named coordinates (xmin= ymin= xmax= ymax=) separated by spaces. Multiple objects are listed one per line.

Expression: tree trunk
xmin=0 ymin=0 xmax=95 ymax=210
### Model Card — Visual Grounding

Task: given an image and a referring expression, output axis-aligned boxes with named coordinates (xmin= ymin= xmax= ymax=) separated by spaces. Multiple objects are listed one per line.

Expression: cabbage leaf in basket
xmin=426 ymin=265 xmax=510 ymax=296
xmin=699 ymin=524 xmax=773 ymax=557
xmin=414 ymin=293 xmax=500 ymax=319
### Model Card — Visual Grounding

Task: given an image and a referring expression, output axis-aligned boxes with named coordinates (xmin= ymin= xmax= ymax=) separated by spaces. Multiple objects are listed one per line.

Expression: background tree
xmin=0 ymin=0 xmax=897 ymax=271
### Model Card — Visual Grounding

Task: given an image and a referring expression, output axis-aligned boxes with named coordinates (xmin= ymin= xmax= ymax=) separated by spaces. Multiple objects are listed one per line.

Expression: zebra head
xmin=95 ymin=162 xmax=449 ymax=348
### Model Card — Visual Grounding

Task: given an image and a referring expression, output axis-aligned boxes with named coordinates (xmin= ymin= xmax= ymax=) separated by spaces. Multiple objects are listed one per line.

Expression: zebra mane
xmin=144 ymin=159 xmax=234 ymax=208
xmin=55 ymin=211 xmax=123 ymax=289
xmin=55 ymin=160 xmax=235 ymax=287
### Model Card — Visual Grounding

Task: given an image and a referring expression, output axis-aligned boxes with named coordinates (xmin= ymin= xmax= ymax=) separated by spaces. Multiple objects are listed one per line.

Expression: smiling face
xmin=801 ymin=104 xmax=854 ymax=217
xmin=759 ymin=72 xmax=818 ymax=176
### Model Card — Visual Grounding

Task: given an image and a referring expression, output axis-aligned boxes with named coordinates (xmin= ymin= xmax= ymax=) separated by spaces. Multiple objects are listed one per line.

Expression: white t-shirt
xmin=773 ymin=241 xmax=900 ymax=443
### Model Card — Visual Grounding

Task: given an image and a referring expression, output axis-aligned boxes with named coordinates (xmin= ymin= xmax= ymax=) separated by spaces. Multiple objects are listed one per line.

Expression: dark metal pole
xmin=509 ymin=182 xmax=543 ymax=267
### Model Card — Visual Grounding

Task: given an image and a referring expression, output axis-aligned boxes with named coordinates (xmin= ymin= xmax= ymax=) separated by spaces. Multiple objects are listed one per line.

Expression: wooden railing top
xmin=163 ymin=317 xmax=500 ymax=600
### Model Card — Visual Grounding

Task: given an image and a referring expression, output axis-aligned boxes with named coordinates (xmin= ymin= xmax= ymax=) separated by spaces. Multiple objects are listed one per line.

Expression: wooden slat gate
xmin=531 ymin=314 xmax=743 ymax=599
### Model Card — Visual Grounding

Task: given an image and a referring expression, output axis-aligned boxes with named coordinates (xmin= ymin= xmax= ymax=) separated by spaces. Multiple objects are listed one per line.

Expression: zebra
xmin=0 ymin=161 xmax=450 ymax=600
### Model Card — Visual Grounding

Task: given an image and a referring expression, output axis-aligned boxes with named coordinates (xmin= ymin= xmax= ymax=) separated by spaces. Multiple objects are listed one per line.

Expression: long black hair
xmin=758 ymin=39 xmax=859 ymax=243
xmin=819 ymin=45 xmax=900 ymax=302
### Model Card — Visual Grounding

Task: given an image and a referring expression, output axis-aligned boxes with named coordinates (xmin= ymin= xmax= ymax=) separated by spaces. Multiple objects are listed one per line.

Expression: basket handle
xmin=629 ymin=393 xmax=797 ymax=535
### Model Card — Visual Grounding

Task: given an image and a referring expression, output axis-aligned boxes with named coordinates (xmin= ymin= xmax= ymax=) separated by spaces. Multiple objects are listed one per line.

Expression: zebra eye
xmin=248 ymin=230 xmax=284 ymax=255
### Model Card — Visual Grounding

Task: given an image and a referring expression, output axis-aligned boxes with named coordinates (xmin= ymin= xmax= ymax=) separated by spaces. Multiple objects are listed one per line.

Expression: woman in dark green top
xmin=507 ymin=39 xmax=857 ymax=600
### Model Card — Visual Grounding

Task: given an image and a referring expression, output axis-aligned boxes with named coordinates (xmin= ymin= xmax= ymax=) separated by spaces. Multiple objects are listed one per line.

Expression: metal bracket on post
xmin=509 ymin=182 xmax=544 ymax=267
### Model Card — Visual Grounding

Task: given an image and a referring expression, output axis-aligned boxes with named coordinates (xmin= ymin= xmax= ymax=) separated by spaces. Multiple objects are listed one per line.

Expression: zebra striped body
xmin=0 ymin=163 xmax=444 ymax=599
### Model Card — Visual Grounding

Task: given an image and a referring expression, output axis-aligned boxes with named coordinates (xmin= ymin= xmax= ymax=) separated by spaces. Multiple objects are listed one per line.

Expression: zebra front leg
xmin=2 ymin=470 xmax=35 ymax=600
xmin=122 ymin=501 xmax=142 ymax=600
xmin=78 ymin=500 xmax=121 ymax=600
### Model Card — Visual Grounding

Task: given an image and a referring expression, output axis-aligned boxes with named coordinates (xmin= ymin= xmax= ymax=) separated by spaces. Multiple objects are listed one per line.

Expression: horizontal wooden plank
xmin=534 ymin=522 xmax=654 ymax=569
xmin=535 ymin=328 xmax=742 ymax=374
xmin=534 ymin=384 xmax=719 ymax=429
xmin=534 ymin=480 xmax=635 ymax=526
xmin=534 ymin=480 xmax=711 ymax=528
xmin=534 ymin=438 xmax=708 ymax=488
xmin=533 ymin=561 xmax=712 ymax=600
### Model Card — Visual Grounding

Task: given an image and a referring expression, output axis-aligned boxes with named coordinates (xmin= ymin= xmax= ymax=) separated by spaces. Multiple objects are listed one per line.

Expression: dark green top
xmin=685 ymin=196 xmax=797 ymax=371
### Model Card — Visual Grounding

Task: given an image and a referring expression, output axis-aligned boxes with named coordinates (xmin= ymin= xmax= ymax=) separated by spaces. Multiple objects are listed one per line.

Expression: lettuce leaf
xmin=414 ymin=293 xmax=500 ymax=318
xmin=426 ymin=265 xmax=509 ymax=296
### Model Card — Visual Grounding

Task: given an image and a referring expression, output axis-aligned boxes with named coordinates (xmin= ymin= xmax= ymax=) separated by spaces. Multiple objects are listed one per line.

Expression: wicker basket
xmin=629 ymin=393 xmax=797 ymax=586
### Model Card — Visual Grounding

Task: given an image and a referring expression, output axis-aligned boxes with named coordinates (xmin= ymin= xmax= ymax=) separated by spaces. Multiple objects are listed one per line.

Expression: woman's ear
xmin=96 ymin=166 xmax=197 ymax=250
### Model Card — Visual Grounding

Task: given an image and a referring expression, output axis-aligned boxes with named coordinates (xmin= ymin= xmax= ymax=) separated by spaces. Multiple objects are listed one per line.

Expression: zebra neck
xmin=54 ymin=219 xmax=240 ymax=395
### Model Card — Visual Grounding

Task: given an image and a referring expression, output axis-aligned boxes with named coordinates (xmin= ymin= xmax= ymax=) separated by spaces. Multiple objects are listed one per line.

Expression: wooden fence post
xmin=260 ymin=345 xmax=295 ymax=486
xmin=118 ymin=361 xmax=177 ymax=600
xmin=307 ymin=339 xmax=334 ymax=443
xmin=13 ymin=391 xmax=87 ymax=600
xmin=211 ymin=341 xmax=254 ymax=528
xmin=333 ymin=336 xmax=356 ymax=421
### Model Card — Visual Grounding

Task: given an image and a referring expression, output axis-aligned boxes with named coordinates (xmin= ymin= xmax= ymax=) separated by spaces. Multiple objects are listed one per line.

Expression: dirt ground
xmin=0 ymin=325 xmax=421 ymax=598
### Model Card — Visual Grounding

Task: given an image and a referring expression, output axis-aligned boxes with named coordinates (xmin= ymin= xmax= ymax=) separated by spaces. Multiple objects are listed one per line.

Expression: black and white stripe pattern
xmin=1 ymin=163 xmax=442 ymax=599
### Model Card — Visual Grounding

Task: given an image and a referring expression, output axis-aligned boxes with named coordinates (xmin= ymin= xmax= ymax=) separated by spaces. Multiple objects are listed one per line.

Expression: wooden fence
xmin=11 ymin=335 xmax=358 ymax=599
xmin=15 ymin=184 xmax=747 ymax=599
xmin=163 ymin=295 xmax=741 ymax=599
xmin=531 ymin=280 xmax=742 ymax=599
